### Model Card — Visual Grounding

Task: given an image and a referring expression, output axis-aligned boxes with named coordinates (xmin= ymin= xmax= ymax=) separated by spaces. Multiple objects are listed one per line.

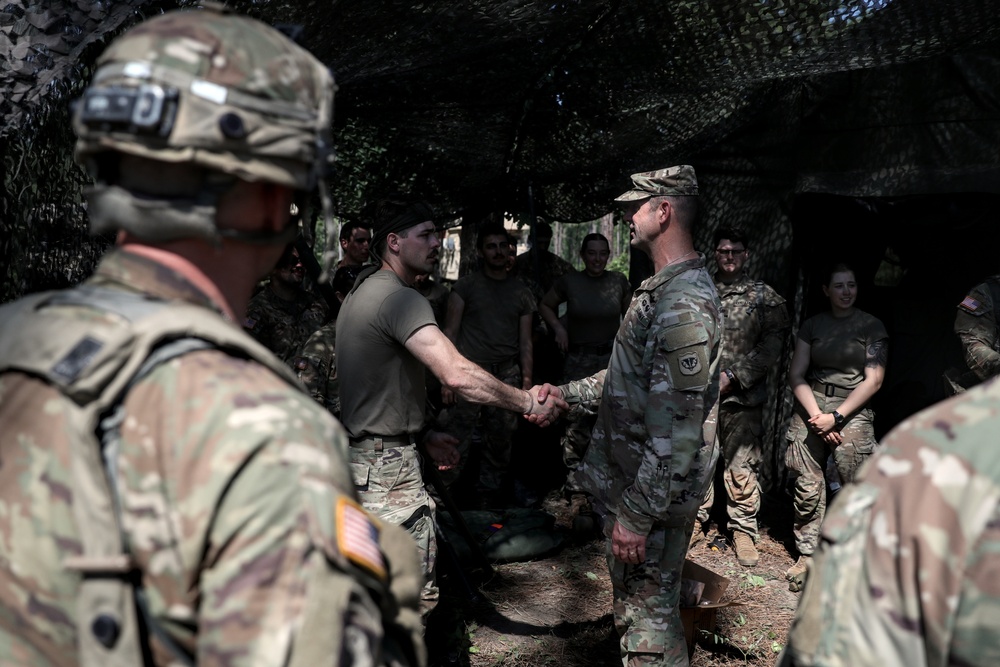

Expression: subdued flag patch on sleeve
xmin=959 ymin=296 xmax=981 ymax=313
xmin=244 ymin=316 xmax=257 ymax=329
xmin=336 ymin=498 xmax=386 ymax=580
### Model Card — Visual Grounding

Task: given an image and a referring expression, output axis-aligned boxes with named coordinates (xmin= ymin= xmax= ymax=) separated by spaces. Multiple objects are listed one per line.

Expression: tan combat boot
xmin=732 ymin=532 xmax=759 ymax=567
xmin=688 ymin=519 xmax=705 ymax=549
xmin=785 ymin=555 xmax=812 ymax=592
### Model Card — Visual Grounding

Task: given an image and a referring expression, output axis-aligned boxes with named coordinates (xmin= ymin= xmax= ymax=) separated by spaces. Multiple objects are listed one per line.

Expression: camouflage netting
xmin=4 ymin=0 xmax=1000 ymax=488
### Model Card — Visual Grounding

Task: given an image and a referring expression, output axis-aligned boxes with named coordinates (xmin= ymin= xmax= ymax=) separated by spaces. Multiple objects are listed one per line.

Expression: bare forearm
xmin=791 ymin=380 xmax=821 ymax=416
xmin=520 ymin=341 xmax=533 ymax=387
xmin=836 ymin=375 xmax=882 ymax=417
xmin=446 ymin=361 xmax=530 ymax=413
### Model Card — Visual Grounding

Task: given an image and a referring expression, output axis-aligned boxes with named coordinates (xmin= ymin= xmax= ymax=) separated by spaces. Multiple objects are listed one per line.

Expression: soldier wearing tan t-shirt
xmin=441 ymin=224 xmax=536 ymax=505
xmin=336 ymin=199 xmax=566 ymax=613
xmin=785 ymin=262 xmax=888 ymax=592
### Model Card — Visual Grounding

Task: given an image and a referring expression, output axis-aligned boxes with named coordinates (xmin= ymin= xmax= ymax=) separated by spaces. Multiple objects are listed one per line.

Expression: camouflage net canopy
xmin=5 ymin=0 xmax=1000 ymax=296
xmin=4 ymin=0 xmax=1000 ymax=484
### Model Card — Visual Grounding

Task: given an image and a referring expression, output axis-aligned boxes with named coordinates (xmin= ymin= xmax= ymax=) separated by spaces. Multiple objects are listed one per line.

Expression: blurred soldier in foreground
xmin=0 ymin=6 xmax=422 ymax=666
xmin=778 ymin=377 xmax=1000 ymax=667
xmin=691 ymin=226 xmax=789 ymax=567
xmin=336 ymin=197 xmax=567 ymax=613
xmin=533 ymin=166 xmax=721 ymax=666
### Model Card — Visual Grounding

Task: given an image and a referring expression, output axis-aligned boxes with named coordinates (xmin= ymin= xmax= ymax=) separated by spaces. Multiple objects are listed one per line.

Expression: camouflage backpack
xmin=0 ymin=284 xmax=302 ymax=666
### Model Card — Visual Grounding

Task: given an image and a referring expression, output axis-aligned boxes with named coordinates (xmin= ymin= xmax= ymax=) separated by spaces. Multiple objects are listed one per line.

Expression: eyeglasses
xmin=715 ymin=248 xmax=745 ymax=257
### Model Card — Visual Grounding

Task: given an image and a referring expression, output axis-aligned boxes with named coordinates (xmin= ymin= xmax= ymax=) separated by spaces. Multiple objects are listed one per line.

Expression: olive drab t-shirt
xmin=451 ymin=272 xmax=535 ymax=365
xmin=798 ymin=310 xmax=888 ymax=390
xmin=547 ymin=270 xmax=632 ymax=346
xmin=336 ymin=271 xmax=438 ymax=438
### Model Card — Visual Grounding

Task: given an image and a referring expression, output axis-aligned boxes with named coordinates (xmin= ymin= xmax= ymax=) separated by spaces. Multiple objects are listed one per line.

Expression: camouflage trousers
xmin=697 ymin=403 xmax=762 ymax=539
xmin=349 ymin=442 xmax=438 ymax=610
xmin=784 ymin=392 xmax=878 ymax=556
xmin=438 ymin=359 xmax=521 ymax=494
xmin=561 ymin=349 xmax=612 ymax=493
xmin=606 ymin=519 xmax=696 ymax=666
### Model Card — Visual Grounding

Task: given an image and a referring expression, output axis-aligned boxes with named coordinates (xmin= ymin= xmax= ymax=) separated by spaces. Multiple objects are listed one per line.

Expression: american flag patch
xmin=959 ymin=296 xmax=981 ymax=313
xmin=336 ymin=498 xmax=386 ymax=580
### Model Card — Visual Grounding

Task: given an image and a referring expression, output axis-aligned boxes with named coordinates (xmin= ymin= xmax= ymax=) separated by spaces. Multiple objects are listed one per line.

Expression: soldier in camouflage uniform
xmin=245 ymin=244 xmax=329 ymax=365
xmin=535 ymin=166 xmax=721 ymax=666
xmin=513 ymin=220 xmax=576 ymax=303
xmin=778 ymin=377 xmax=1000 ymax=667
xmin=953 ymin=276 xmax=1000 ymax=385
xmin=691 ymin=226 xmax=789 ymax=567
xmin=0 ymin=6 xmax=424 ymax=666
xmin=336 ymin=199 xmax=566 ymax=615
xmin=293 ymin=265 xmax=364 ymax=417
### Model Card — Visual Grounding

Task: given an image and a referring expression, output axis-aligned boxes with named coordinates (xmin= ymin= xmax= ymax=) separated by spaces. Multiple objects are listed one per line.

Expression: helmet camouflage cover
xmin=73 ymin=3 xmax=336 ymax=244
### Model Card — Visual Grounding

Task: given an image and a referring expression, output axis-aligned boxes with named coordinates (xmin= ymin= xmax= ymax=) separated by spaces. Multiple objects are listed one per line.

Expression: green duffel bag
xmin=437 ymin=508 xmax=566 ymax=564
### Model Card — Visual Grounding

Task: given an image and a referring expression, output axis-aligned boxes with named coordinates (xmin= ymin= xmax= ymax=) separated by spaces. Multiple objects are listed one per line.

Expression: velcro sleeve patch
xmin=958 ymin=296 xmax=982 ymax=314
xmin=335 ymin=498 xmax=386 ymax=581
xmin=659 ymin=321 xmax=710 ymax=391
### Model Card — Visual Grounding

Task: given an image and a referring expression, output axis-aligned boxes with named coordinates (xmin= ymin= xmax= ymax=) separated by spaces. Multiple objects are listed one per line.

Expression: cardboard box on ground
xmin=680 ymin=559 xmax=742 ymax=656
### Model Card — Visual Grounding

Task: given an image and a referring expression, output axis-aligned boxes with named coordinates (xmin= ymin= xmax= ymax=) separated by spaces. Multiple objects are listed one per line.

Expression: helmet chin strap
xmin=216 ymin=222 xmax=299 ymax=247
xmin=87 ymin=182 xmax=300 ymax=248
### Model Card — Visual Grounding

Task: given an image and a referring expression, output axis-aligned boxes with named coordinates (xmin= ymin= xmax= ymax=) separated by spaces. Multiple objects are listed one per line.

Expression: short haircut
xmin=655 ymin=195 xmax=699 ymax=232
xmin=580 ymin=233 xmax=609 ymax=254
xmin=477 ymin=223 xmax=509 ymax=251
xmin=339 ymin=220 xmax=370 ymax=243
xmin=713 ymin=226 xmax=749 ymax=250
xmin=534 ymin=220 xmax=553 ymax=239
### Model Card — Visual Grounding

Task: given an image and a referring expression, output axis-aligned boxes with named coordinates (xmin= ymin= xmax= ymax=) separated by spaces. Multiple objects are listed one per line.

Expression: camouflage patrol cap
xmin=613 ymin=165 xmax=699 ymax=202
xmin=73 ymin=3 xmax=335 ymax=193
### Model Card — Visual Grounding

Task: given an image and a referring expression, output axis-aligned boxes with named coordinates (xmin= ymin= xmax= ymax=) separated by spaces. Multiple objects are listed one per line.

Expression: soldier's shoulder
xmin=298 ymin=322 xmax=337 ymax=355
xmin=753 ymin=279 xmax=786 ymax=307
xmin=143 ymin=346 xmax=334 ymax=426
xmin=958 ymin=282 xmax=997 ymax=317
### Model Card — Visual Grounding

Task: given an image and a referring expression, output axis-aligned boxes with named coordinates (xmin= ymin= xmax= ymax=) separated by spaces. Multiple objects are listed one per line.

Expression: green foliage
xmin=739 ymin=572 xmax=767 ymax=590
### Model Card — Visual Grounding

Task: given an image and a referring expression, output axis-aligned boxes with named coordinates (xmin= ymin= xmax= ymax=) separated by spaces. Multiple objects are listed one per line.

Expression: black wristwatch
xmin=832 ymin=410 xmax=846 ymax=427
xmin=724 ymin=368 xmax=736 ymax=383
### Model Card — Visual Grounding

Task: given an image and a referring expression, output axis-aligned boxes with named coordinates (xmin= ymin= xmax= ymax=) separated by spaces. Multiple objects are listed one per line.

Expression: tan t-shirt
xmin=452 ymin=271 xmax=535 ymax=365
xmin=798 ymin=309 xmax=888 ymax=390
xmin=547 ymin=270 xmax=632 ymax=346
xmin=336 ymin=270 xmax=437 ymax=438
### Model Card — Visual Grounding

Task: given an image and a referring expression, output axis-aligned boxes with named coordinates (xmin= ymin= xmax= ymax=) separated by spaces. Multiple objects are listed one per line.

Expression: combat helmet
xmin=73 ymin=2 xmax=339 ymax=273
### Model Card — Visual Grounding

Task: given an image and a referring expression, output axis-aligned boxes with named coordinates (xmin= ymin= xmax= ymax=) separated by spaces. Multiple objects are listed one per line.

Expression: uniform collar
xmin=637 ymin=252 xmax=707 ymax=293
xmin=714 ymin=272 xmax=752 ymax=294
xmin=89 ymin=248 xmax=223 ymax=314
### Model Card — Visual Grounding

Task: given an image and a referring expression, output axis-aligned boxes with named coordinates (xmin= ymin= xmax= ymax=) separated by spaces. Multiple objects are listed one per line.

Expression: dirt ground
xmin=426 ymin=492 xmax=800 ymax=667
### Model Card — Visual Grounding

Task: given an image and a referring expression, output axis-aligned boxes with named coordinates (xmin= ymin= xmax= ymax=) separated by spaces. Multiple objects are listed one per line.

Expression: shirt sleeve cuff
xmin=617 ymin=495 xmax=654 ymax=536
